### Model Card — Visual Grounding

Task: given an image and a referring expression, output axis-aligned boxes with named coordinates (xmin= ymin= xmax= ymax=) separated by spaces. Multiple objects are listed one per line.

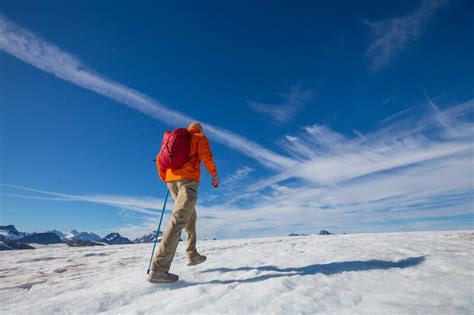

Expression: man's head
xmin=188 ymin=122 xmax=203 ymax=133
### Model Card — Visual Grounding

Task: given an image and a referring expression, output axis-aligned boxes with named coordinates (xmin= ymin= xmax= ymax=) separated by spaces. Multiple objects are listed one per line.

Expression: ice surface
xmin=0 ymin=231 xmax=473 ymax=314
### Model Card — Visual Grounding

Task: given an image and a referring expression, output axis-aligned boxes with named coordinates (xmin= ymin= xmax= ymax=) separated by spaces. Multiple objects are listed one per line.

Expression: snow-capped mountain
xmin=0 ymin=225 xmax=29 ymax=240
xmin=56 ymin=230 xmax=102 ymax=242
xmin=71 ymin=232 xmax=102 ymax=242
xmin=100 ymin=233 xmax=134 ymax=245
xmin=134 ymin=231 xmax=163 ymax=243
xmin=0 ymin=225 xmax=133 ymax=247
xmin=48 ymin=230 xmax=66 ymax=239
xmin=64 ymin=230 xmax=80 ymax=240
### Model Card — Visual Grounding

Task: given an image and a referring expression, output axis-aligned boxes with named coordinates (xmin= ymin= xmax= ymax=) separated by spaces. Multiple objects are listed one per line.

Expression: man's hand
xmin=212 ymin=175 xmax=219 ymax=188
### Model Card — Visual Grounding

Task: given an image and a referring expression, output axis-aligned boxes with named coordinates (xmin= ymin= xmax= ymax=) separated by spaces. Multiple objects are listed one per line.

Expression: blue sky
xmin=0 ymin=0 xmax=473 ymax=239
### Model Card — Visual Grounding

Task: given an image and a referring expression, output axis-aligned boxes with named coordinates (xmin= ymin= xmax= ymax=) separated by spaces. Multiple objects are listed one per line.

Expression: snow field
xmin=0 ymin=231 xmax=473 ymax=314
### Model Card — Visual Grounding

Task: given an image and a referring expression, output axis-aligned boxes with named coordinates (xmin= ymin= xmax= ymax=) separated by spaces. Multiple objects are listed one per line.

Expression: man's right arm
xmin=156 ymin=158 xmax=167 ymax=182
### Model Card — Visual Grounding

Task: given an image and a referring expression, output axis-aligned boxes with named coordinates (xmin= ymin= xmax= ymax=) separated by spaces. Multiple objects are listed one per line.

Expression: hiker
xmin=148 ymin=122 xmax=219 ymax=284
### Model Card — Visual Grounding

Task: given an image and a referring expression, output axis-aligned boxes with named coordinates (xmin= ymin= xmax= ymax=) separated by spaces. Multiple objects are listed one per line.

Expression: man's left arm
xmin=197 ymin=136 xmax=218 ymax=187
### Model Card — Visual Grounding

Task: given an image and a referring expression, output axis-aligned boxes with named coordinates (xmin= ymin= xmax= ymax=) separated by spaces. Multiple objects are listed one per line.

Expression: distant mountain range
xmin=46 ymin=229 xmax=102 ymax=242
xmin=0 ymin=225 xmax=143 ymax=250
xmin=2 ymin=225 xmax=331 ymax=251
xmin=16 ymin=233 xmax=63 ymax=245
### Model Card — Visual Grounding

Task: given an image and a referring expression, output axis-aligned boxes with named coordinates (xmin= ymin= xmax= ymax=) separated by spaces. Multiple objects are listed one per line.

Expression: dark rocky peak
xmin=101 ymin=233 xmax=134 ymax=245
xmin=17 ymin=232 xmax=63 ymax=245
xmin=0 ymin=225 xmax=19 ymax=235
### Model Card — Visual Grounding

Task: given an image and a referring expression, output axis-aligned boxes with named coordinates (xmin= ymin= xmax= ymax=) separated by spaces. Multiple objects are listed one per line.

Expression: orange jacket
xmin=157 ymin=130 xmax=217 ymax=182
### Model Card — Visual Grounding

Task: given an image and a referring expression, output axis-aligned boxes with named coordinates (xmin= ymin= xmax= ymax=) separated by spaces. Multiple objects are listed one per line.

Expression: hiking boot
xmin=188 ymin=254 xmax=207 ymax=266
xmin=147 ymin=271 xmax=179 ymax=284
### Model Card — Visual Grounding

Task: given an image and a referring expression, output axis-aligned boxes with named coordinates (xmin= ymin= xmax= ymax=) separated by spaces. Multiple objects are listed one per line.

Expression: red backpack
xmin=157 ymin=128 xmax=192 ymax=170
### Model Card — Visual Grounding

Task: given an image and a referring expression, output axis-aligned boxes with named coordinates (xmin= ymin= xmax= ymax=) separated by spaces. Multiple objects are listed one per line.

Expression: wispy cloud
xmin=364 ymin=0 xmax=447 ymax=72
xmin=0 ymin=183 xmax=166 ymax=216
xmin=248 ymin=86 xmax=313 ymax=124
xmin=221 ymin=166 xmax=254 ymax=187
xmin=139 ymin=99 xmax=472 ymax=238
xmin=0 ymin=14 xmax=295 ymax=171
xmin=3 ymin=97 xmax=473 ymax=240
xmin=215 ymin=99 xmax=474 ymax=235
xmin=248 ymin=99 xmax=473 ymax=190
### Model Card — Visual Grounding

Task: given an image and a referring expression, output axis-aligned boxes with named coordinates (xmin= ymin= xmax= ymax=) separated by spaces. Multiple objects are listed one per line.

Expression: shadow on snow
xmin=173 ymin=256 xmax=426 ymax=287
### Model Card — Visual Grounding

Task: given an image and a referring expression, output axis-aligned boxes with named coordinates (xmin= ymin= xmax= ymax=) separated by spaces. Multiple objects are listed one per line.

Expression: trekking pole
xmin=146 ymin=190 xmax=170 ymax=274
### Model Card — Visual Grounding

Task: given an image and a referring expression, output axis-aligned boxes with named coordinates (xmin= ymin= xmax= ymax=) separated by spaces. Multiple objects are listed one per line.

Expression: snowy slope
xmin=0 ymin=231 xmax=473 ymax=314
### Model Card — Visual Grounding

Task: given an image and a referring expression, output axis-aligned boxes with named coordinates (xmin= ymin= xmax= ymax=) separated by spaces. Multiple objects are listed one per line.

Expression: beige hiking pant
xmin=152 ymin=179 xmax=199 ymax=272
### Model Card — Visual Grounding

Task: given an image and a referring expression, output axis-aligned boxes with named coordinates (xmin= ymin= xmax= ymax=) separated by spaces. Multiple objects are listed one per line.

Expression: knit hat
xmin=188 ymin=122 xmax=203 ymax=133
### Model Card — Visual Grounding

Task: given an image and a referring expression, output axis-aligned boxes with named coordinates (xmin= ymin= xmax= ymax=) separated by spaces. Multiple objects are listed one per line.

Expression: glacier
xmin=0 ymin=230 xmax=472 ymax=314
